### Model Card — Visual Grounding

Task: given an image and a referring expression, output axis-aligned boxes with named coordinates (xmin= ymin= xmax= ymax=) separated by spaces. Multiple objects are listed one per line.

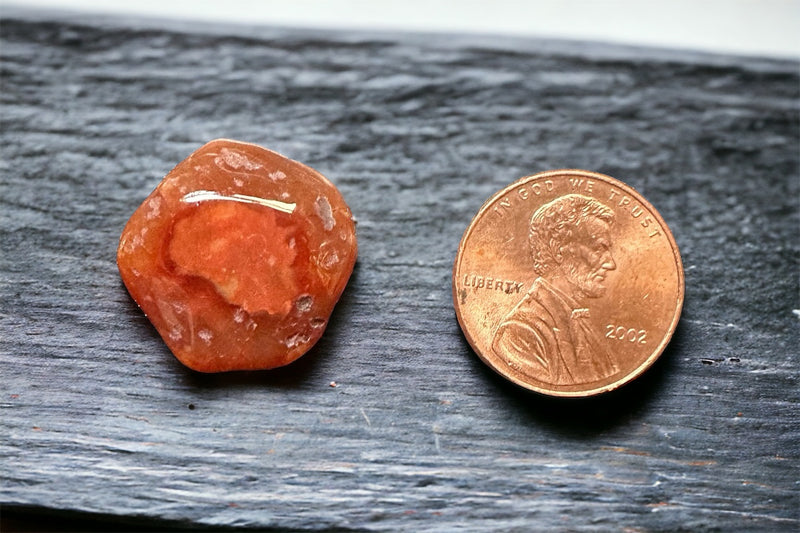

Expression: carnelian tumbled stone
xmin=117 ymin=139 xmax=357 ymax=372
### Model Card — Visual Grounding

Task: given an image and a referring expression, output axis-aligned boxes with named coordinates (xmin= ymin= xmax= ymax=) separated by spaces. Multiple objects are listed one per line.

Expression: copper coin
xmin=452 ymin=170 xmax=684 ymax=397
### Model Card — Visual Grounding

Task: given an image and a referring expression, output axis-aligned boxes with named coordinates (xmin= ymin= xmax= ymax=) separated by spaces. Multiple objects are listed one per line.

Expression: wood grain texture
xmin=1 ymin=11 xmax=798 ymax=531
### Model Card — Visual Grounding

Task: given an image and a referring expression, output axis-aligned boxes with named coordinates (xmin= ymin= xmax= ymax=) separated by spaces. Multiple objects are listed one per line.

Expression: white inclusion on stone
xmin=285 ymin=332 xmax=310 ymax=349
xmin=310 ymin=317 xmax=326 ymax=329
xmin=169 ymin=327 xmax=182 ymax=341
xmin=233 ymin=177 xmax=244 ymax=187
xmin=198 ymin=329 xmax=213 ymax=344
xmin=180 ymin=190 xmax=295 ymax=214
xmin=233 ymin=308 xmax=247 ymax=323
xmin=145 ymin=196 xmax=162 ymax=220
xmin=322 ymin=250 xmax=339 ymax=269
xmin=288 ymin=237 xmax=296 ymax=249
xmin=281 ymin=191 xmax=290 ymax=200
xmin=269 ymin=170 xmax=286 ymax=181
xmin=315 ymin=196 xmax=335 ymax=231
xmin=296 ymin=295 xmax=313 ymax=313
xmin=216 ymin=147 xmax=262 ymax=171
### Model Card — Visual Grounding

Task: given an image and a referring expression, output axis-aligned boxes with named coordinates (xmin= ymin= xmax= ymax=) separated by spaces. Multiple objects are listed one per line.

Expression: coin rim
xmin=452 ymin=169 xmax=685 ymax=397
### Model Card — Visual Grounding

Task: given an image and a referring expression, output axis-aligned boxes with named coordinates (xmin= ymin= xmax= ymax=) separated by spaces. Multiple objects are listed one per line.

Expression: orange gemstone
xmin=117 ymin=139 xmax=357 ymax=372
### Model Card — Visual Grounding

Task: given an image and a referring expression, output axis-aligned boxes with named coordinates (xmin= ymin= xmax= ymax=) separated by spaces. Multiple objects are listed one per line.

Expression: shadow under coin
xmin=457 ymin=318 xmax=684 ymax=437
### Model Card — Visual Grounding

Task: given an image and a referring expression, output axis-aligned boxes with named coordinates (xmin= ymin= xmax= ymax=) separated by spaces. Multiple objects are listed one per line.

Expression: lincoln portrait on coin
xmin=492 ymin=194 xmax=619 ymax=385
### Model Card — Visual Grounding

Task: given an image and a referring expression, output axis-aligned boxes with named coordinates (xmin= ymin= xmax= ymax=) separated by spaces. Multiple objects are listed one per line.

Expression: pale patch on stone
xmin=233 ymin=308 xmax=247 ymax=323
xmin=296 ymin=295 xmax=313 ymax=313
xmin=310 ymin=317 xmax=326 ymax=329
xmin=285 ymin=332 xmax=310 ymax=349
xmin=315 ymin=195 xmax=335 ymax=231
xmin=322 ymin=250 xmax=340 ymax=269
xmin=269 ymin=170 xmax=286 ymax=181
xmin=198 ymin=329 xmax=213 ymax=344
xmin=216 ymin=147 xmax=262 ymax=171
xmin=145 ymin=196 xmax=162 ymax=220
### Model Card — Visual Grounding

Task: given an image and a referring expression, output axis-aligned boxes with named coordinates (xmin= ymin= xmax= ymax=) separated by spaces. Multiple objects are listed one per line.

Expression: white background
xmin=3 ymin=0 xmax=800 ymax=58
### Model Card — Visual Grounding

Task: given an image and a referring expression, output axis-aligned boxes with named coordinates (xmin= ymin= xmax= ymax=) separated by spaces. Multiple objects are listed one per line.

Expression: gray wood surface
xmin=1 ymin=10 xmax=798 ymax=532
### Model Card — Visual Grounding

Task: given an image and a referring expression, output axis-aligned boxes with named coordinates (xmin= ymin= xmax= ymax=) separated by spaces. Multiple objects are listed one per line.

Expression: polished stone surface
xmin=117 ymin=139 xmax=357 ymax=372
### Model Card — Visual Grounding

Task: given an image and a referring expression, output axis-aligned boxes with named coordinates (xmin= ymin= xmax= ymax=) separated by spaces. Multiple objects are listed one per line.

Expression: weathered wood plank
xmin=1 ymin=10 xmax=798 ymax=531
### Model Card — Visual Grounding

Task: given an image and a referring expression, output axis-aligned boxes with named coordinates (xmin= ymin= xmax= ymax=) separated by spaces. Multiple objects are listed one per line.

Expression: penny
xmin=452 ymin=170 xmax=684 ymax=397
